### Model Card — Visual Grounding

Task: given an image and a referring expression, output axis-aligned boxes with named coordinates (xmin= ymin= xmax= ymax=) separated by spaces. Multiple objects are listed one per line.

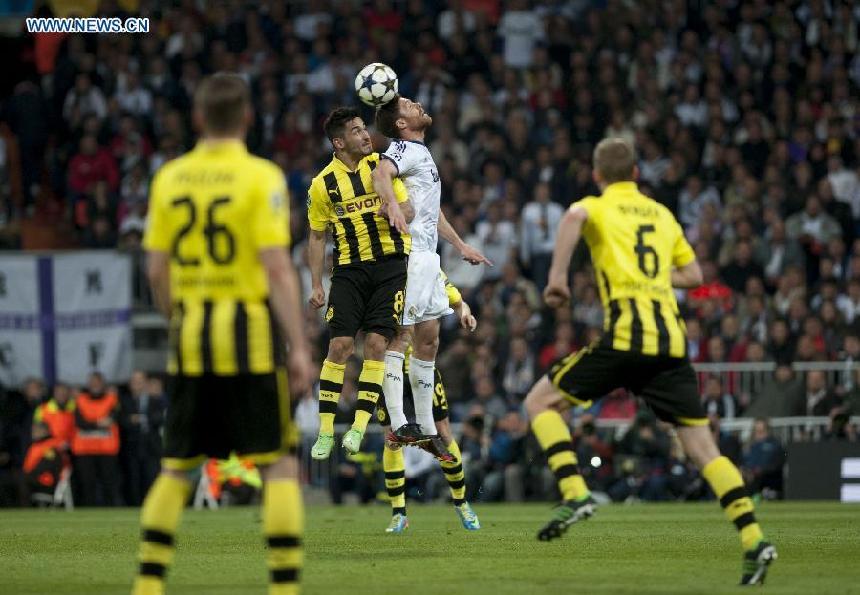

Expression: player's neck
xmin=199 ymin=134 xmax=244 ymax=147
xmin=399 ymin=129 xmax=425 ymax=144
xmin=335 ymin=150 xmax=363 ymax=171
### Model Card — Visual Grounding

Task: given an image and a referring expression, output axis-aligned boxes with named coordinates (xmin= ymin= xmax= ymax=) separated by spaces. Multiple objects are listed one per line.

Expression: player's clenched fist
xmin=543 ymin=283 xmax=570 ymax=309
xmin=309 ymin=285 xmax=326 ymax=309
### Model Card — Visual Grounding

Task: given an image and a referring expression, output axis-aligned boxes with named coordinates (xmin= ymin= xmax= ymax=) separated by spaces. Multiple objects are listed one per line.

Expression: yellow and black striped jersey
xmin=308 ymin=152 xmax=411 ymax=267
xmin=576 ymin=181 xmax=695 ymax=359
xmin=144 ymin=140 xmax=289 ymax=376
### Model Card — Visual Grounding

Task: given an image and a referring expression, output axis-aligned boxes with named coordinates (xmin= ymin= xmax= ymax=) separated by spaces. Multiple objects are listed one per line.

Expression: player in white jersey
xmin=372 ymin=95 xmax=491 ymax=458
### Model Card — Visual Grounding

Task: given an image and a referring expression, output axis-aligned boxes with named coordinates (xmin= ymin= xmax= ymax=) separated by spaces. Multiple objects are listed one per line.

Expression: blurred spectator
xmin=741 ymin=419 xmax=785 ymax=499
xmin=702 ymin=375 xmax=738 ymax=420
xmin=120 ymin=371 xmax=164 ymax=506
xmin=497 ymin=0 xmax=544 ymax=69
xmin=501 ymin=337 xmax=534 ymax=401
xmin=822 ymin=411 xmax=858 ymax=442
xmin=520 ymin=182 xmax=563 ymax=290
xmin=804 ymin=370 xmax=842 ymax=416
xmin=481 ymin=410 xmax=528 ymax=501
xmin=745 ymin=366 xmax=805 ymax=418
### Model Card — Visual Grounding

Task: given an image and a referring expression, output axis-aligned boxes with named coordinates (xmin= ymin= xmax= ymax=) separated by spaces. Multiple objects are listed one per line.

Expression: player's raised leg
xmin=524 ymin=373 xmax=595 ymax=541
xmin=342 ymin=333 xmax=389 ymax=454
xmin=677 ymin=424 xmax=777 ymax=585
xmin=311 ymin=338 xmax=351 ymax=460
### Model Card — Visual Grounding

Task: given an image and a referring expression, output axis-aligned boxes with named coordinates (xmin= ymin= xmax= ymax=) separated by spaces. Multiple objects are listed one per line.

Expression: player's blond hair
xmin=593 ymin=137 xmax=637 ymax=184
xmin=194 ymin=73 xmax=250 ymax=135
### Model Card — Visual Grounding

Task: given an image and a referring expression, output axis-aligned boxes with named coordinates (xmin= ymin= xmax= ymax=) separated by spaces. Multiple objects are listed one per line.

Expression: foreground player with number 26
xmin=525 ymin=138 xmax=777 ymax=586
xmin=136 ymin=73 xmax=312 ymax=595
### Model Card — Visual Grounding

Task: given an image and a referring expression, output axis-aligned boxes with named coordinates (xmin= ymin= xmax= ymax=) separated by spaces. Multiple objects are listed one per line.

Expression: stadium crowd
xmin=2 ymin=0 xmax=860 ymax=505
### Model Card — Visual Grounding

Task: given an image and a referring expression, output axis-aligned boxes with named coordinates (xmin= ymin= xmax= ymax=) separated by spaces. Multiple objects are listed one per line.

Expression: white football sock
xmin=383 ymin=351 xmax=408 ymax=429
xmin=409 ymin=356 xmax=437 ymax=435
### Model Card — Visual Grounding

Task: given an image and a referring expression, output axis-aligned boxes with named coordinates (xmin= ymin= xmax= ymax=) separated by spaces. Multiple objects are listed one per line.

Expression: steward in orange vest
xmin=33 ymin=383 xmax=75 ymax=445
xmin=72 ymin=388 xmax=120 ymax=456
xmin=24 ymin=422 xmax=69 ymax=500
xmin=72 ymin=372 xmax=122 ymax=506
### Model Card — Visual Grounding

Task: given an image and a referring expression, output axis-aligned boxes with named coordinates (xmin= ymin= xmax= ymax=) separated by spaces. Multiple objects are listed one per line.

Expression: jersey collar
xmin=603 ymin=181 xmax=638 ymax=195
xmin=331 ymin=152 xmax=366 ymax=173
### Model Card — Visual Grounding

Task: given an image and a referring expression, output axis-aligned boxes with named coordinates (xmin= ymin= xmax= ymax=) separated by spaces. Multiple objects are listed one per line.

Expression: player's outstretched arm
xmin=146 ymin=250 xmax=171 ymax=318
xmin=308 ymin=229 xmax=327 ymax=309
xmin=371 ymin=159 xmax=409 ymax=234
xmin=261 ymin=247 xmax=313 ymax=394
xmin=544 ymin=206 xmax=588 ymax=308
xmin=438 ymin=210 xmax=493 ymax=266
xmin=672 ymin=260 xmax=704 ymax=289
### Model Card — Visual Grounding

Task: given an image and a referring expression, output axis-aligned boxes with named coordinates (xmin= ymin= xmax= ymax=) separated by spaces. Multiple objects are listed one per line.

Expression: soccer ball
xmin=355 ymin=62 xmax=398 ymax=107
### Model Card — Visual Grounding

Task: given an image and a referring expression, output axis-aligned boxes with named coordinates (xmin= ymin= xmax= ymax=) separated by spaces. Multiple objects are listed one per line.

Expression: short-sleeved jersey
xmin=308 ymin=152 xmax=411 ymax=267
xmin=576 ymin=181 xmax=695 ymax=359
xmin=144 ymin=140 xmax=289 ymax=377
xmin=381 ymin=139 xmax=441 ymax=253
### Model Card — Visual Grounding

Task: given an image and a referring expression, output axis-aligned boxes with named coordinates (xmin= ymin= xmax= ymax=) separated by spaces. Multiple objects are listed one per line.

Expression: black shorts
xmin=162 ymin=369 xmax=297 ymax=470
xmin=548 ymin=344 xmax=707 ymax=426
xmin=325 ymin=255 xmax=407 ymax=341
xmin=376 ymin=367 xmax=448 ymax=427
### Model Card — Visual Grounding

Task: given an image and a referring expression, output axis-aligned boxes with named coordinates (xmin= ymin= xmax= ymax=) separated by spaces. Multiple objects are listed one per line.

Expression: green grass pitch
xmin=1 ymin=502 xmax=859 ymax=594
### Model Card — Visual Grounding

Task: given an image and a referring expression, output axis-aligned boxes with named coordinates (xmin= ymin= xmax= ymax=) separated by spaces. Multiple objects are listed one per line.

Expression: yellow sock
xmin=531 ymin=410 xmax=589 ymax=501
xmin=383 ymin=444 xmax=406 ymax=514
xmin=352 ymin=360 xmax=385 ymax=433
xmin=318 ymin=360 xmax=345 ymax=434
xmin=440 ymin=438 xmax=466 ymax=504
xmin=702 ymin=456 xmax=764 ymax=550
xmin=132 ymin=474 xmax=191 ymax=595
xmin=264 ymin=478 xmax=304 ymax=595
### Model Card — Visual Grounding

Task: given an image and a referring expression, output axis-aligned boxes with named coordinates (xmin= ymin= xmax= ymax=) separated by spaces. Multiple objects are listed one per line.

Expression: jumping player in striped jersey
xmin=524 ymin=138 xmax=776 ymax=586
xmin=307 ymin=106 xmax=414 ymax=459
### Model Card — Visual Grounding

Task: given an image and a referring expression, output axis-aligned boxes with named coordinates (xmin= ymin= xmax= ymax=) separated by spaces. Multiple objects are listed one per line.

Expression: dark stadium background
xmin=0 ymin=0 xmax=859 ymax=509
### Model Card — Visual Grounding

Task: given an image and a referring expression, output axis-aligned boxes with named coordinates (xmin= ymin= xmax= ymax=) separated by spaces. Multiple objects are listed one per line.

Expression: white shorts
xmin=402 ymin=251 xmax=453 ymax=326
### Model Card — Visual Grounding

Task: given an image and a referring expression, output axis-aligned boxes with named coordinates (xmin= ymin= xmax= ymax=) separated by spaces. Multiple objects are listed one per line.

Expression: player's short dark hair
xmin=194 ymin=73 xmax=250 ymax=135
xmin=593 ymin=137 xmax=637 ymax=183
xmin=323 ymin=106 xmax=361 ymax=143
xmin=375 ymin=95 xmax=402 ymax=138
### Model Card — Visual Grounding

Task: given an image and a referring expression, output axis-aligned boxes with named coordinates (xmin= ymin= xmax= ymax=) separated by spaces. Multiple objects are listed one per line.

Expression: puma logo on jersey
xmin=431 ymin=169 xmax=440 ymax=183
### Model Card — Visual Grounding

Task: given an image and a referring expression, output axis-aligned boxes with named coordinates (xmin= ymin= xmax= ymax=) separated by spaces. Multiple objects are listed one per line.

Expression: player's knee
xmin=391 ymin=327 xmax=412 ymax=351
xmin=414 ymin=332 xmax=439 ymax=359
xmin=524 ymin=386 xmax=551 ymax=419
xmin=327 ymin=337 xmax=354 ymax=362
xmin=364 ymin=332 xmax=389 ymax=360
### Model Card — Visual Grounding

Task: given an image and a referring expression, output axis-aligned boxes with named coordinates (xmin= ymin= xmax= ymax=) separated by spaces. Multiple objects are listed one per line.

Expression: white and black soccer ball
xmin=355 ymin=62 xmax=398 ymax=107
